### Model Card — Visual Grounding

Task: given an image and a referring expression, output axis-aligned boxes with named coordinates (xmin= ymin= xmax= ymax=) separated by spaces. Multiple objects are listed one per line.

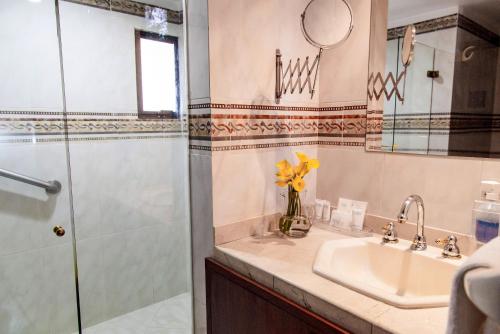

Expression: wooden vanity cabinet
xmin=206 ymin=258 xmax=350 ymax=334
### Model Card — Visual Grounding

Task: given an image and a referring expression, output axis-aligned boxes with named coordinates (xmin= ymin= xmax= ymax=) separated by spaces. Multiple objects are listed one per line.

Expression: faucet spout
xmin=397 ymin=194 xmax=427 ymax=251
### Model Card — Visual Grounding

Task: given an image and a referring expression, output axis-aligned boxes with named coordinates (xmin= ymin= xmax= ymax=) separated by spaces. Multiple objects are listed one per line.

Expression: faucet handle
xmin=435 ymin=235 xmax=461 ymax=259
xmin=382 ymin=222 xmax=398 ymax=243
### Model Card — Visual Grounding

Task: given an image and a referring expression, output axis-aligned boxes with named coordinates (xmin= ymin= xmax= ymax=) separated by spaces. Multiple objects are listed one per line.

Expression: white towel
xmin=446 ymin=237 xmax=500 ymax=334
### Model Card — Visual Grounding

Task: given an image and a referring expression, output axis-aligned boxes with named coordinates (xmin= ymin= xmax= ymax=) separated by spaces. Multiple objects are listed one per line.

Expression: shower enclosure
xmin=382 ymin=37 xmax=455 ymax=154
xmin=0 ymin=0 xmax=192 ymax=333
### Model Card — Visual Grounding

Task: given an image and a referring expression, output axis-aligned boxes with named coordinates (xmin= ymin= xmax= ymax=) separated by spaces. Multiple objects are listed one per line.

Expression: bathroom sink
xmin=313 ymin=237 xmax=465 ymax=308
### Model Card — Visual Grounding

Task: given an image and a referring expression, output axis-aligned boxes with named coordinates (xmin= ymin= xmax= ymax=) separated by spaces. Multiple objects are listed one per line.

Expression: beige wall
xmin=319 ymin=0 xmax=372 ymax=106
xmin=208 ymin=0 xmax=319 ymax=105
xmin=207 ymin=0 xmax=320 ymax=228
xmin=203 ymin=0 xmax=500 ymax=235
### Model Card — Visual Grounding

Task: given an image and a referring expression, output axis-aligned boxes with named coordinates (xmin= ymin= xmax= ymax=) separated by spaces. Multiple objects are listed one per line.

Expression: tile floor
xmin=79 ymin=293 xmax=192 ymax=334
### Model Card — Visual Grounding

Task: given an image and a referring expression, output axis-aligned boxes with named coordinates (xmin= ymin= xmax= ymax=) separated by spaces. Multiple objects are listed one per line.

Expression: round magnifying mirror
xmin=401 ymin=24 xmax=416 ymax=66
xmin=301 ymin=0 xmax=354 ymax=49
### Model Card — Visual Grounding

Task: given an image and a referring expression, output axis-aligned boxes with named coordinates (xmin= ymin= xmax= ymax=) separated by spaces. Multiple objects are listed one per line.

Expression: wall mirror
xmin=366 ymin=0 xmax=500 ymax=158
xmin=301 ymin=0 xmax=354 ymax=49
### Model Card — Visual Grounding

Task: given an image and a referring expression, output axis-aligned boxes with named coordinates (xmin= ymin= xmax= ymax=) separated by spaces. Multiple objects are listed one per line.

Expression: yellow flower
xmin=276 ymin=159 xmax=294 ymax=181
xmin=308 ymin=158 xmax=320 ymax=169
xmin=295 ymin=152 xmax=320 ymax=176
xmin=296 ymin=152 xmax=309 ymax=163
xmin=294 ymin=162 xmax=309 ymax=178
xmin=276 ymin=159 xmax=291 ymax=171
xmin=276 ymin=168 xmax=293 ymax=180
xmin=275 ymin=180 xmax=289 ymax=187
xmin=275 ymin=153 xmax=319 ymax=191
xmin=291 ymin=176 xmax=305 ymax=192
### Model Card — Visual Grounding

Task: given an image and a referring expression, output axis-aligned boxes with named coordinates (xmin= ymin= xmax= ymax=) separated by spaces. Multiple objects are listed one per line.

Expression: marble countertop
xmin=214 ymin=226 xmax=450 ymax=334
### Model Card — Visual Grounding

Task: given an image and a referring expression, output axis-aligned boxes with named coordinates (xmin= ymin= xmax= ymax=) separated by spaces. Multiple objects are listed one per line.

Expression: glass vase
xmin=278 ymin=186 xmax=311 ymax=238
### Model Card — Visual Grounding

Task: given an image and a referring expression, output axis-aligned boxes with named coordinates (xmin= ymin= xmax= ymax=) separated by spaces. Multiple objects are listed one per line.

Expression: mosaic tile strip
xmin=189 ymin=140 xmax=365 ymax=152
xmin=0 ymin=117 xmax=183 ymax=137
xmin=381 ymin=114 xmax=500 ymax=133
xmin=387 ymin=14 xmax=457 ymax=40
xmin=189 ymin=113 xmax=367 ymax=142
xmin=62 ymin=0 xmax=183 ymax=24
xmin=387 ymin=14 xmax=499 ymax=46
xmin=187 ymin=103 xmax=368 ymax=151
xmin=392 ymin=147 xmax=500 ymax=156
xmin=0 ymin=134 xmax=185 ymax=144
xmin=189 ymin=115 xmax=317 ymax=141
xmin=187 ymin=103 xmax=367 ymax=112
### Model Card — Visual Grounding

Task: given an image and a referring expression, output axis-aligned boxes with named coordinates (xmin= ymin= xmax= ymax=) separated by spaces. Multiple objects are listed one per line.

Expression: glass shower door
xmin=393 ymin=42 xmax=435 ymax=153
xmin=0 ymin=1 xmax=79 ymax=333
xmin=57 ymin=0 xmax=193 ymax=333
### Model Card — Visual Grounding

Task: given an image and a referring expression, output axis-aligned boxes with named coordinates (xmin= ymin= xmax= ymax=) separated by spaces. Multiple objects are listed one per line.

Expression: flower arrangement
xmin=275 ymin=152 xmax=319 ymax=236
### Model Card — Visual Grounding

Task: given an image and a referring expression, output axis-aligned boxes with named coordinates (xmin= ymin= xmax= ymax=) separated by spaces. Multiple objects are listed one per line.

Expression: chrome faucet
xmin=435 ymin=235 xmax=461 ymax=258
xmin=397 ymin=194 xmax=427 ymax=251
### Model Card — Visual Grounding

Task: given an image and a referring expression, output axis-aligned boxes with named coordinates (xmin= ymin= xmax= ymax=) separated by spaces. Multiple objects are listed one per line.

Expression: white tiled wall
xmin=0 ymin=0 xmax=63 ymax=112
xmin=317 ymin=147 xmax=498 ymax=234
xmin=69 ymin=138 xmax=191 ymax=328
xmin=212 ymin=146 xmax=318 ymax=227
xmin=59 ymin=1 xmax=186 ymax=114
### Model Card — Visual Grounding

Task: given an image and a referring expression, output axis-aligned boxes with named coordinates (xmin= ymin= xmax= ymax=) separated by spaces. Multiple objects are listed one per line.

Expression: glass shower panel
xmin=381 ymin=38 xmax=400 ymax=151
xmin=0 ymin=1 xmax=79 ymax=333
xmin=57 ymin=1 xmax=192 ymax=332
xmin=393 ymin=42 xmax=435 ymax=154
xmin=428 ymin=47 xmax=455 ymax=154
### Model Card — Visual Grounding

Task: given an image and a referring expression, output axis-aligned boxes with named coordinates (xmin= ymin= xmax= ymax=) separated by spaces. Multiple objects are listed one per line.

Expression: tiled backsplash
xmin=213 ymin=212 xmax=479 ymax=256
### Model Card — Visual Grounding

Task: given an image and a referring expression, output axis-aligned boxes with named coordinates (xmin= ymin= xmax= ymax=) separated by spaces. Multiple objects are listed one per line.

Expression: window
xmin=135 ymin=30 xmax=180 ymax=118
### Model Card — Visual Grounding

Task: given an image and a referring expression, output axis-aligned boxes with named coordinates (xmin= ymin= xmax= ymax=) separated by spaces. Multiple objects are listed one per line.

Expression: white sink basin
xmin=313 ymin=237 xmax=465 ymax=308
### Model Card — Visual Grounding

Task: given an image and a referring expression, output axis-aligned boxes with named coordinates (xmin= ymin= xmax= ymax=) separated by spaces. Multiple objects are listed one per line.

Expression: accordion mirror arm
xmin=275 ymin=48 xmax=322 ymax=104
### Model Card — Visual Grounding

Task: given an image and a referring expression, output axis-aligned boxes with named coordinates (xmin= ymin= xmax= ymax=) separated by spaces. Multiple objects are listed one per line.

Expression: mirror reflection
xmin=366 ymin=0 xmax=500 ymax=158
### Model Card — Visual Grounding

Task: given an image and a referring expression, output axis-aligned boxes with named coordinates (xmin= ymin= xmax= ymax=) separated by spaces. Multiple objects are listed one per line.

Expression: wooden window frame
xmin=135 ymin=29 xmax=180 ymax=119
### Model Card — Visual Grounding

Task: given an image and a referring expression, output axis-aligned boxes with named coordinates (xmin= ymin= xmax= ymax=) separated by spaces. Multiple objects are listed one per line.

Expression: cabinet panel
xmin=206 ymin=258 xmax=350 ymax=334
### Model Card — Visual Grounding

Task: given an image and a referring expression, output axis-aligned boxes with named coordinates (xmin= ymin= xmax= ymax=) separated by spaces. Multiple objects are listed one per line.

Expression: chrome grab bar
xmin=0 ymin=168 xmax=61 ymax=194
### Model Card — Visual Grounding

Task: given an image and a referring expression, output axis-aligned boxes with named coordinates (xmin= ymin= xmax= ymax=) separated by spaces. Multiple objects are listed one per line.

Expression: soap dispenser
xmin=472 ymin=180 xmax=500 ymax=243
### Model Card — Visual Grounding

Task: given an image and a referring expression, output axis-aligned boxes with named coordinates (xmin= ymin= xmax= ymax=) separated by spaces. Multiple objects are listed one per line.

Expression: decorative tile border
xmin=0 ymin=134 xmax=185 ymax=144
xmin=0 ymin=118 xmax=183 ymax=136
xmin=387 ymin=14 xmax=458 ymax=40
xmin=188 ymin=103 xmax=367 ymax=112
xmin=188 ymin=114 xmax=367 ymax=143
xmin=381 ymin=113 xmax=500 ymax=133
xmin=186 ymin=103 xmax=369 ymax=151
xmin=188 ymin=140 xmax=365 ymax=152
xmin=62 ymin=0 xmax=183 ymax=24
xmin=367 ymin=111 xmax=500 ymax=154
xmin=387 ymin=14 xmax=499 ymax=46
xmin=0 ymin=111 xmax=185 ymax=143
xmin=189 ymin=114 xmax=319 ymax=141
